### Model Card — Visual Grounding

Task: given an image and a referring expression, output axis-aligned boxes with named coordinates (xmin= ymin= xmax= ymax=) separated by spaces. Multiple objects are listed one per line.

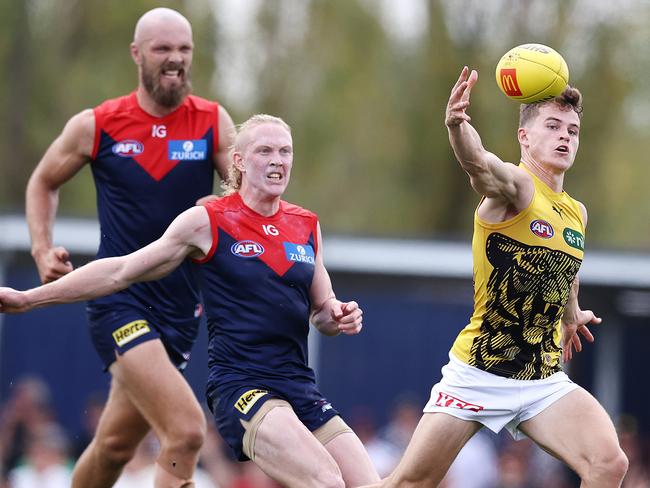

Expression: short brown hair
xmin=519 ymin=86 xmax=583 ymax=127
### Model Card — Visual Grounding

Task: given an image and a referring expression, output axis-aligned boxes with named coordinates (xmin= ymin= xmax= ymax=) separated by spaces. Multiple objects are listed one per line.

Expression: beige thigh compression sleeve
xmin=240 ymin=398 xmax=291 ymax=461
xmin=312 ymin=415 xmax=353 ymax=445
xmin=241 ymin=400 xmax=353 ymax=460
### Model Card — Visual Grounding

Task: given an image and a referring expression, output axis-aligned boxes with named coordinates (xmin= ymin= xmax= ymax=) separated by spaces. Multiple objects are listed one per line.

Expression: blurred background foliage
xmin=1 ymin=0 xmax=648 ymax=249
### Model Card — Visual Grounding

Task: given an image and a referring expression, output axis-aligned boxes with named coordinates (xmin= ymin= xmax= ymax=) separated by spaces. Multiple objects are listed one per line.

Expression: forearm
xmin=562 ymin=276 xmax=580 ymax=322
xmin=448 ymin=122 xmax=488 ymax=174
xmin=25 ymin=177 xmax=59 ymax=255
xmin=23 ymin=257 xmax=130 ymax=309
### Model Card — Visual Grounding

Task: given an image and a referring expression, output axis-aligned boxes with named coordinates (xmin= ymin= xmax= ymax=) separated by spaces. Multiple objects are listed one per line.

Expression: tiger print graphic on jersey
xmin=468 ymin=233 xmax=582 ymax=380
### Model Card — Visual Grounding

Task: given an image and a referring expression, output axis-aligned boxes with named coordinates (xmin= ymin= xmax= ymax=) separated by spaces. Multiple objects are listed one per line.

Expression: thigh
xmin=207 ymin=385 xmax=274 ymax=461
xmin=110 ymin=340 xmax=204 ymax=437
xmin=519 ymin=387 xmax=620 ymax=472
xmin=424 ymin=356 xmax=523 ymax=435
xmin=93 ymin=376 xmax=151 ymax=450
xmin=208 ymin=380 xmax=341 ymax=463
xmin=385 ymin=412 xmax=481 ymax=488
xmin=322 ymin=423 xmax=380 ymax=486
xmin=253 ymin=405 xmax=342 ymax=488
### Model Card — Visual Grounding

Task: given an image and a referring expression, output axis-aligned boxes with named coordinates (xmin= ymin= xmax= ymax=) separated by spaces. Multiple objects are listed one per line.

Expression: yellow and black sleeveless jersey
xmin=451 ymin=164 xmax=585 ymax=380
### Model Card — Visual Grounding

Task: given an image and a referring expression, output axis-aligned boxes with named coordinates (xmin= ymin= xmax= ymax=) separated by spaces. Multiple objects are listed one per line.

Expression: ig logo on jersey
xmin=231 ymin=240 xmax=265 ymax=258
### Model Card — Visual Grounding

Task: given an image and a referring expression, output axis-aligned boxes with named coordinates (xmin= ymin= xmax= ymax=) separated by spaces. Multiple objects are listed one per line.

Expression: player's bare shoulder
xmin=217 ymin=105 xmax=236 ymax=149
xmin=61 ymin=108 xmax=96 ymax=159
xmin=576 ymin=200 xmax=588 ymax=227
xmin=33 ymin=108 xmax=96 ymax=181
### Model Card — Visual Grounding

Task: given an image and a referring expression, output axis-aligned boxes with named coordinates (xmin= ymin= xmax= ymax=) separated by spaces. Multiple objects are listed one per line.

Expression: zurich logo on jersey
xmin=283 ymin=242 xmax=315 ymax=264
xmin=231 ymin=240 xmax=265 ymax=258
xmin=112 ymin=140 xmax=144 ymax=157
xmin=169 ymin=139 xmax=207 ymax=161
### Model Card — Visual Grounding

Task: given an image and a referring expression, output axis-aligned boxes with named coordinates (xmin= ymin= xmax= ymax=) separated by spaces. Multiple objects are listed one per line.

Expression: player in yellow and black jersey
xmin=370 ymin=67 xmax=628 ymax=488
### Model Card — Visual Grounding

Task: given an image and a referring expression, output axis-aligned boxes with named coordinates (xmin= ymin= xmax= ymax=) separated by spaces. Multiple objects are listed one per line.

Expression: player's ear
xmin=517 ymin=127 xmax=528 ymax=146
xmin=130 ymin=42 xmax=141 ymax=65
xmin=233 ymin=152 xmax=246 ymax=173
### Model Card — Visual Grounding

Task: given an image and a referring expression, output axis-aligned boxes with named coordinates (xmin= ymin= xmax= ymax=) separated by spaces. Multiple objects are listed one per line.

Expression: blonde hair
xmin=222 ymin=114 xmax=292 ymax=195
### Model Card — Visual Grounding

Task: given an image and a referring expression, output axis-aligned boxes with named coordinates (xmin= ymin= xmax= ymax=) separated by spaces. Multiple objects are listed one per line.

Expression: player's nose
xmin=167 ymin=50 xmax=184 ymax=64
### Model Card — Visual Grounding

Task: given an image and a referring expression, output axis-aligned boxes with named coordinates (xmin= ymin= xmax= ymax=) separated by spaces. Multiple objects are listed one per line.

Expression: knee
xmin=93 ymin=433 xmax=140 ymax=468
xmin=163 ymin=413 xmax=207 ymax=456
xmin=583 ymin=446 xmax=628 ymax=483
xmin=605 ymin=448 xmax=629 ymax=481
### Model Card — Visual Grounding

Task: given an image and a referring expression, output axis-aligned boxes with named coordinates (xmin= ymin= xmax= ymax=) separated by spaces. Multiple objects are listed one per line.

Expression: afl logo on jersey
xmin=530 ymin=219 xmax=554 ymax=239
xmin=111 ymin=140 xmax=144 ymax=157
xmin=231 ymin=240 xmax=265 ymax=258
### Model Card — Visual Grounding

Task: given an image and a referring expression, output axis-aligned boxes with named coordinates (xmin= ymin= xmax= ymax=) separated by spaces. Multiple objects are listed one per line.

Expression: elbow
xmin=26 ymin=173 xmax=58 ymax=200
xmin=109 ymin=262 xmax=134 ymax=293
xmin=110 ymin=277 xmax=127 ymax=294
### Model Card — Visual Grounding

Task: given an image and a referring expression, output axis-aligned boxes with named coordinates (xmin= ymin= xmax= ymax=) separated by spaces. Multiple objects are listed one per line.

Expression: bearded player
xmin=24 ymin=8 xmax=235 ymax=488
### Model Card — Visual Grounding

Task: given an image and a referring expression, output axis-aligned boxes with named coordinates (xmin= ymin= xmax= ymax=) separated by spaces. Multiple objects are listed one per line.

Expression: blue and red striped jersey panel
xmin=199 ymin=193 xmax=320 ymax=388
xmin=87 ymin=92 xmax=219 ymax=332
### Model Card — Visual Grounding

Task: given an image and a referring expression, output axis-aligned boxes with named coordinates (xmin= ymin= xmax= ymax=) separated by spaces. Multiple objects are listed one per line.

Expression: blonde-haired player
xmin=2 ymin=114 xmax=379 ymax=488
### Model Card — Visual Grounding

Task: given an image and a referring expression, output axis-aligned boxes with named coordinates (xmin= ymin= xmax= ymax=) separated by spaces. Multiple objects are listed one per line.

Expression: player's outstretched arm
xmin=309 ymin=223 xmax=363 ymax=337
xmin=0 ymin=206 xmax=212 ymax=314
xmin=26 ymin=109 xmax=95 ymax=284
xmin=445 ymin=67 xmax=532 ymax=208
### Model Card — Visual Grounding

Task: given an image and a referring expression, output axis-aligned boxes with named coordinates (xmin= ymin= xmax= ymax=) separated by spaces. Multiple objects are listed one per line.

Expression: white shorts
xmin=423 ymin=353 xmax=580 ymax=440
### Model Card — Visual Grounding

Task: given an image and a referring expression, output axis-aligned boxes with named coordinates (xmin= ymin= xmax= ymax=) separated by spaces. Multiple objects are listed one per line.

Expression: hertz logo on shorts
xmin=235 ymin=389 xmax=268 ymax=414
xmin=112 ymin=320 xmax=151 ymax=347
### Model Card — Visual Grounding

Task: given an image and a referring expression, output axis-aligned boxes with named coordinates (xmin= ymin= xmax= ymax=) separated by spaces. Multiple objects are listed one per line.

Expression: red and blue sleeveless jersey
xmin=87 ymin=93 xmax=219 ymax=334
xmin=197 ymin=193 xmax=320 ymax=390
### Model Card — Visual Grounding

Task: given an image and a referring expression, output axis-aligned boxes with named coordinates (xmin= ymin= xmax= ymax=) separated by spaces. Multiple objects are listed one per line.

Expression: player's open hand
xmin=0 ymin=288 xmax=30 ymax=314
xmin=332 ymin=300 xmax=363 ymax=335
xmin=561 ymin=309 xmax=601 ymax=362
xmin=445 ymin=66 xmax=478 ymax=128
xmin=33 ymin=246 xmax=73 ymax=284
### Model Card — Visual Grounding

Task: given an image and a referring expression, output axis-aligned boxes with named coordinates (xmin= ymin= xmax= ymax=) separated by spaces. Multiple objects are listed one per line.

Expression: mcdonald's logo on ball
xmin=495 ymin=43 xmax=569 ymax=104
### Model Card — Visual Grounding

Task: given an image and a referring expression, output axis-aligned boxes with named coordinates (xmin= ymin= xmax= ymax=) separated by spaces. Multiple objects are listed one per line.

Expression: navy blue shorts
xmin=206 ymin=379 xmax=340 ymax=461
xmin=87 ymin=305 xmax=198 ymax=371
